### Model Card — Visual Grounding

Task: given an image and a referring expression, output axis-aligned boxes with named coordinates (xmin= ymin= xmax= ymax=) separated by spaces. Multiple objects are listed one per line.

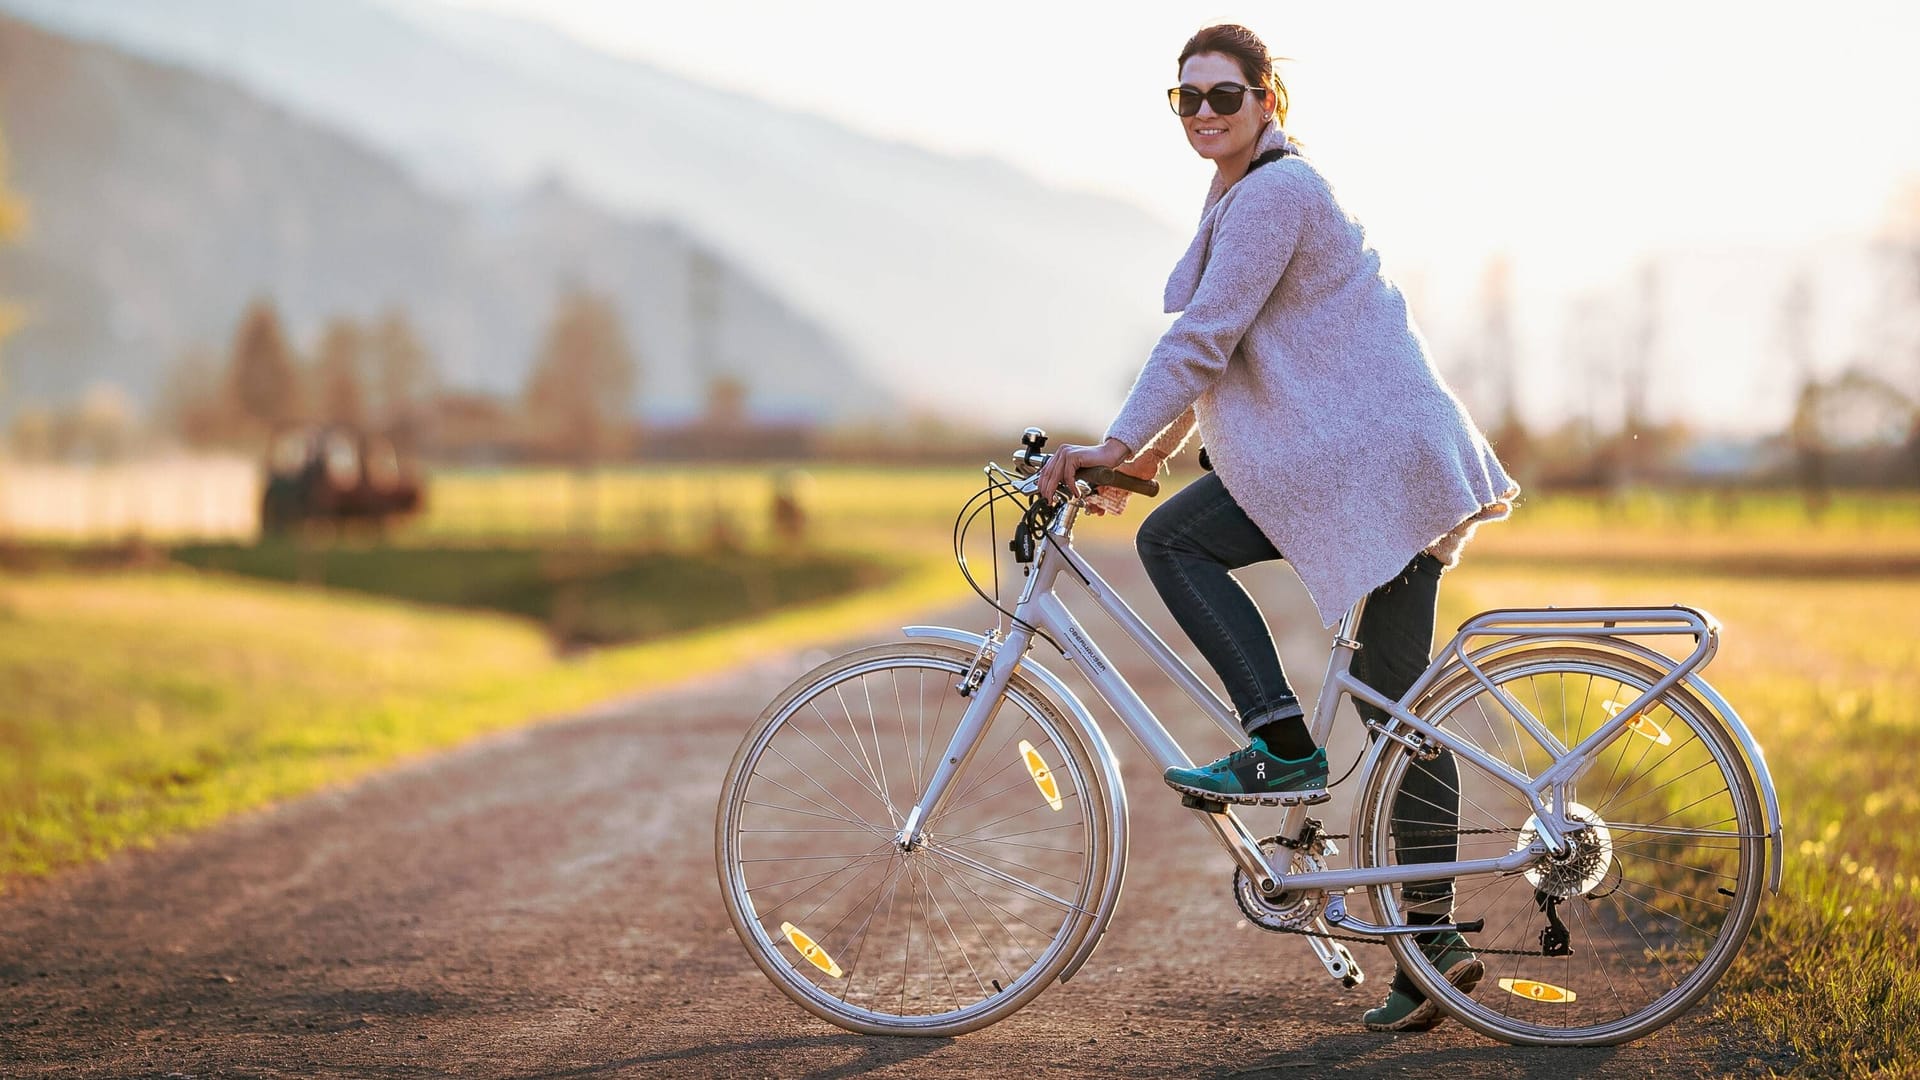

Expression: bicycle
xmin=715 ymin=428 xmax=1782 ymax=1046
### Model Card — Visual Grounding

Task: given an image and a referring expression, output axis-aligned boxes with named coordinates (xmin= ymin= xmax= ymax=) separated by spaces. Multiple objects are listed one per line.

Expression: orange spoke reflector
xmin=1498 ymin=977 xmax=1577 ymax=1003
xmin=780 ymin=921 xmax=844 ymax=978
xmin=1019 ymin=739 xmax=1064 ymax=812
xmin=1602 ymin=699 xmax=1672 ymax=745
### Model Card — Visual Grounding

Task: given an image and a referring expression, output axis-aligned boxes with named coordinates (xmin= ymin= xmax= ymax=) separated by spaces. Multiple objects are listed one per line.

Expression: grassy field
xmin=412 ymin=464 xmax=990 ymax=550
xmin=168 ymin=542 xmax=896 ymax=646
xmin=5 ymin=471 xmax=1920 ymax=1073
xmin=0 ymin=551 xmax=967 ymax=884
xmin=0 ymin=463 xmax=1012 ymax=885
xmin=1438 ymin=528 xmax=1920 ymax=1077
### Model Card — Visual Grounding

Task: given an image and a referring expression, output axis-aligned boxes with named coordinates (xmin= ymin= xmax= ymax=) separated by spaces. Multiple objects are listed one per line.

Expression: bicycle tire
xmin=1352 ymin=645 xmax=1766 ymax=1046
xmin=716 ymin=642 xmax=1114 ymax=1036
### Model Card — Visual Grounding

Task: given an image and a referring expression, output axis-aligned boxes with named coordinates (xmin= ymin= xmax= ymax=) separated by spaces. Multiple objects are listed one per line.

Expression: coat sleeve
xmin=1140 ymin=405 xmax=1197 ymax=460
xmin=1104 ymin=167 xmax=1307 ymax=455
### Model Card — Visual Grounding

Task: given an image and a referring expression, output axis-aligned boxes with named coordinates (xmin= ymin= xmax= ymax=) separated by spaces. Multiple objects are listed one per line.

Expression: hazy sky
xmin=435 ymin=0 xmax=1920 ymax=433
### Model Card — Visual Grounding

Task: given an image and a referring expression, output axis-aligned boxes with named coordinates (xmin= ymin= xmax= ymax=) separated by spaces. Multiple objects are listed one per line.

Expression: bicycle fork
xmin=894 ymin=623 xmax=1031 ymax=853
xmin=898 ymin=617 xmax=1277 ymax=883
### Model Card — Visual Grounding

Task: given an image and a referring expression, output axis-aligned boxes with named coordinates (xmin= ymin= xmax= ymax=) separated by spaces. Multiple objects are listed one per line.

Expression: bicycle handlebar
xmin=1012 ymin=430 xmax=1161 ymax=499
xmin=1076 ymin=466 xmax=1160 ymax=498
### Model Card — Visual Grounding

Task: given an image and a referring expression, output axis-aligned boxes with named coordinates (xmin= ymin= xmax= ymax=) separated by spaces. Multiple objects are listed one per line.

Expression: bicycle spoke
xmin=921 ymin=841 xmax=1082 ymax=914
xmin=836 ymin=859 xmax=907 ymax=1005
xmin=1360 ymin=649 xmax=1763 ymax=1044
xmin=923 ymin=853 xmax=1045 ymax=968
xmin=741 ymin=796 xmax=889 ymax=834
xmin=917 ymin=854 xmax=1017 ymax=989
xmin=722 ymin=649 xmax=1102 ymax=1029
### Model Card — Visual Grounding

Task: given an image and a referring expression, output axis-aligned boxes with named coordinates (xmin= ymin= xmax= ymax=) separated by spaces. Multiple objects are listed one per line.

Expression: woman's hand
xmin=1114 ymin=453 xmax=1162 ymax=482
xmin=1086 ymin=450 xmax=1165 ymax=516
xmin=1034 ymin=437 xmax=1129 ymax=505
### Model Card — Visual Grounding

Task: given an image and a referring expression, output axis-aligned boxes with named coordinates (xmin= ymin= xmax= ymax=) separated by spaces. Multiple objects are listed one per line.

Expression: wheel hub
xmin=1515 ymin=801 xmax=1615 ymax=899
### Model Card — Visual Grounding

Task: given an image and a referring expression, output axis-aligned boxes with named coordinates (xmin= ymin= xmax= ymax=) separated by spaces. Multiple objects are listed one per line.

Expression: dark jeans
xmin=1135 ymin=471 xmax=1459 ymax=912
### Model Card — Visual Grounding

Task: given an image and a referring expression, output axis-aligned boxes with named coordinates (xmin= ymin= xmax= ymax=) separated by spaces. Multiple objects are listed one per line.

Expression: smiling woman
xmin=1036 ymin=21 xmax=1518 ymax=1036
xmin=1165 ymin=25 xmax=1289 ymax=189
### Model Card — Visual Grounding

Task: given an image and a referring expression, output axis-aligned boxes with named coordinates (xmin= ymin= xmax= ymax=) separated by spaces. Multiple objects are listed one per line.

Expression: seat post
xmin=1333 ymin=595 xmax=1369 ymax=651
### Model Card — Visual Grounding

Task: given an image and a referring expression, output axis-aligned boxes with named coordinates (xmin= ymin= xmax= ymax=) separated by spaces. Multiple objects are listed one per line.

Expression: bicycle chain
xmin=1256 ymin=827 xmax=1557 ymax=957
xmin=1262 ymin=921 xmax=1558 ymax=957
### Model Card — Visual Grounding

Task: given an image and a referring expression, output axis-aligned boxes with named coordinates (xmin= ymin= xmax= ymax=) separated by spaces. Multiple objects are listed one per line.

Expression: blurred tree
xmin=1558 ymin=292 xmax=1614 ymax=485
xmin=8 ymin=405 xmax=54 ymax=461
xmin=73 ymin=381 xmax=137 ymax=463
xmin=313 ymin=317 xmax=367 ymax=427
xmin=0 ymin=119 xmax=28 ymax=399
xmin=429 ymin=389 xmax=512 ymax=460
xmin=523 ymin=289 xmax=637 ymax=465
xmin=226 ymin=299 xmax=303 ymax=440
xmin=369 ymin=309 xmax=435 ymax=450
xmin=1879 ymin=177 xmax=1920 ymax=484
xmin=1617 ymin=261 xmax=1661 ymax=488
xmin=157 ymin=345 xmax=231 ymax=448
xmin=704 ymin=373 xmax=748 ymax=428
xmin=1780 ymin=270 xmax=1829 ymax=516
xmin=1477 ymin=254 xmax=1531 ymax=482
xmin=523 ymin=289 xmax=638 ymax=539
xmin=688 ymin=246 xmax=721 ymax=379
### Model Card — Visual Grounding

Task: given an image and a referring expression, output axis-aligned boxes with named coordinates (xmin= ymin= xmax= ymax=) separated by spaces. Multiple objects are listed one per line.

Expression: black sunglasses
xmin=1167 ymin=82 xmax=1268 ymax=118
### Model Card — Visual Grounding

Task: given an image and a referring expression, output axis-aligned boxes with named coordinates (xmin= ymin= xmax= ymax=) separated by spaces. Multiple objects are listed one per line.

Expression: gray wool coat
xmin=1106 ymin=122 xmax=1518 ymax=627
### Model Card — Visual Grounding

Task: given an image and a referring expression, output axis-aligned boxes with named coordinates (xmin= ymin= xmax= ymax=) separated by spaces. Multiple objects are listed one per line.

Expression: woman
xmin=1035 ymin=24 xmax=1518 ymax=1033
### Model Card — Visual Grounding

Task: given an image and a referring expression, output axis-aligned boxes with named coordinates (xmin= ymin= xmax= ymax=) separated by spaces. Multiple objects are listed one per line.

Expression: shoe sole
xmin=1162 ymin=775 xmax=1330 ymax=806
xmin=1363 ymin=957 xmax=1485 ymax=1033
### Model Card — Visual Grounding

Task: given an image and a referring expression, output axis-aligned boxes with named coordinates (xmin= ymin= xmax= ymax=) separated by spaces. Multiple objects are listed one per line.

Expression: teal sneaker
xmin=1362 ymin=931 xmax=1484 ymax=1032
xmin=1162 ymin=743 xmax=1329 ymax=806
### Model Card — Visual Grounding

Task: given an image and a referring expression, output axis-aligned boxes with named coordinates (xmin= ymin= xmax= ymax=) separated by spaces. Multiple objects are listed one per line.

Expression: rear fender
xmin=1417 ymin=635 xmax=1784 ymax=894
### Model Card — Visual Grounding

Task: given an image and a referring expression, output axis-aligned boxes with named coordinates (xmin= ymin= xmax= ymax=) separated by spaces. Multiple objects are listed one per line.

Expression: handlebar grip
xmin=1079 ymin=466 xmax=1160 ymax=498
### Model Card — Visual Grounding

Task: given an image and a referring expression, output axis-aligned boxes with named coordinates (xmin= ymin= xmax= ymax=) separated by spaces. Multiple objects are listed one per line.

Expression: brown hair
xmin=1178 ymin=24 xmax=1289 ymax=125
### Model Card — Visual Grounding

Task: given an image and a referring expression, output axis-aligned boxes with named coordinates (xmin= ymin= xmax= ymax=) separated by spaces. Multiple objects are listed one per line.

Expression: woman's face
xmin=1176 ymin=52 xmax=1271 ymax=162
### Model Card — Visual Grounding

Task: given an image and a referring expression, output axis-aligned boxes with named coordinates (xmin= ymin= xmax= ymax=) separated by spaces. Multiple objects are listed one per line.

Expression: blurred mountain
xmin=0 ymin=11 xmax=886 ymax=422
xmin=0 ymin=0 xmax=1179 ymax=430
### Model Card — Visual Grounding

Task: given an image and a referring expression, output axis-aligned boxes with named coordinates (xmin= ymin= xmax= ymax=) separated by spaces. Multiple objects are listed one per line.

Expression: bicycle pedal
xmin=1180 ymin=792 xmax=1229 ymax=814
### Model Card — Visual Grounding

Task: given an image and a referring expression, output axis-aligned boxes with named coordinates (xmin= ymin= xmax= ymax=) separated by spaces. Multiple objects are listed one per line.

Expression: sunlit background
xmin=3 ymin=6 xmax=1920 ymax=1071
xmin=451 ymin=0 xmax=1920 ymax=438
xmin=2 ymin=0 xmax=1918 ymax=495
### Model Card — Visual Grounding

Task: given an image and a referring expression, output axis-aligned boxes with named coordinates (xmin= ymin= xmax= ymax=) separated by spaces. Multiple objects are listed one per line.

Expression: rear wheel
xmin=716 ymin=643 xmax=1112 ymax=1036
xmin=1354 ymin=646 xmax=1766 ymax=1045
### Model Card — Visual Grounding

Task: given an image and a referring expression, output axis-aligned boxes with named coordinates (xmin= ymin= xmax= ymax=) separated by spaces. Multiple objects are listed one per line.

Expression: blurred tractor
xmin=261 ymin=425 xmax=424 ymax=535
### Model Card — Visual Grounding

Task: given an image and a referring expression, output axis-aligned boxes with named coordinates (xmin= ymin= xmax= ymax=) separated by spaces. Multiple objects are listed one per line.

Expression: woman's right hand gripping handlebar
xmin=1034 ymin=436 xmax=1163 ymax=515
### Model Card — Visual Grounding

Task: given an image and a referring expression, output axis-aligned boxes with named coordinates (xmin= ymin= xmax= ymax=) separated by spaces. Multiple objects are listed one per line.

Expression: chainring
xmin=1233 ymin=837 xmax=1328 ymax=932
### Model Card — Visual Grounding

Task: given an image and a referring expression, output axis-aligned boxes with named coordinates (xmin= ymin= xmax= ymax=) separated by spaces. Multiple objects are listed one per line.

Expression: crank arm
xmin=1306 ymin=918 xmax=1364 ymax=987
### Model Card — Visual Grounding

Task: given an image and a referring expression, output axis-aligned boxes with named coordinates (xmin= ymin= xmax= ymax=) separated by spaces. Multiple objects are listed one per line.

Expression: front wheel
xmin=1353 ymin=646 xmax=1766 ymax=1046
xmin=715 ymin=643 xmax=1114 ymax=1036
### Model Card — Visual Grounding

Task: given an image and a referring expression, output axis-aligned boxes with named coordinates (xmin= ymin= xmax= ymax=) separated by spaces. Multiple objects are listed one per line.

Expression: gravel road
xmin=0 ymin=546 xmax=1782 ymax=1078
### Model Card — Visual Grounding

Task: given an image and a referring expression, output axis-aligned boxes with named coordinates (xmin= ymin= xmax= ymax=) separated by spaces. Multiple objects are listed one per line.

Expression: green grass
xmin=8 ymin=469 xmax=1920 ymax=1074
xmin=0 ymin=462 xmax=1017 ymax=887
xmin=411 ymin=470 xmax=1920 ymax=551
xmin=412 ymin=464 xmax=989 ymax=549
xmin=168 ymin=542 xmax=896 ymax=646
xmin=1440 ymin=556 xmax=1920 ymax=1077
xmin=0 ymin=549 xmax=967 ymax=886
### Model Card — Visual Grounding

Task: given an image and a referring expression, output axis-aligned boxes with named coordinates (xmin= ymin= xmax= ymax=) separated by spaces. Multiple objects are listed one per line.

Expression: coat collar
xmin=1166 ymin=121 xmax=1301 ymax=313
xmin=1201 ymin=121 xmax=1300 ymax=213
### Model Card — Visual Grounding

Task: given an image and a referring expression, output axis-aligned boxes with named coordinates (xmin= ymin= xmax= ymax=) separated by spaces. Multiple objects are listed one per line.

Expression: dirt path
xmin=0 ymin=546 xmax=1782 ymax=1078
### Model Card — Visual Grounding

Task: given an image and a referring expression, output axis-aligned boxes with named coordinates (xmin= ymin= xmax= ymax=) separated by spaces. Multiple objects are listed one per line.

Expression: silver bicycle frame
xmin=898 ymin=488 xmax=1784 ymax=902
